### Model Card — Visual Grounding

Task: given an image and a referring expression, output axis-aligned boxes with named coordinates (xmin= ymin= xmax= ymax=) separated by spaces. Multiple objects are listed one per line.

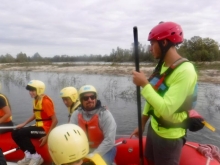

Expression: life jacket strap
xmin=36 ymin=118 xmax=52 ymax=121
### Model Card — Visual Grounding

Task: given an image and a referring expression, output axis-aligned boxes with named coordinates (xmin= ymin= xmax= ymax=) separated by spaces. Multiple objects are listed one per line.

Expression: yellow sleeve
xmin=142 ymin=102 xmax=150 ymax=116
xmin=141 ymin=62 xmax=197 ymax=119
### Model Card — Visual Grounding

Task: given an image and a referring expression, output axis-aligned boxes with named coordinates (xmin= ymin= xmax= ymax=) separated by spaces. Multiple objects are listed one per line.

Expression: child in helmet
xmin=11 ymin=80 xmax=58 ymax=165
xmin=0 ymin=83 xmax=14 ymax=134
xmin=60 ymin=87 xmax=81 ymax=122
xmin=48 ymin=124 xmax=107 ymax=165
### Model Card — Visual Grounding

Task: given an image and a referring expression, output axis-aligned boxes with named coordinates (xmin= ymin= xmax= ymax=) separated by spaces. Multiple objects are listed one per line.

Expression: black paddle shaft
xmin=133 ymin=26 xmax=144 ymax=165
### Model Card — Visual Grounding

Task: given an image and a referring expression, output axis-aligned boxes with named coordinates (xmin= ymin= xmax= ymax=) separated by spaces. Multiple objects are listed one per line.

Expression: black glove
xmin=188 ymin=117 xmax=204 ymax=132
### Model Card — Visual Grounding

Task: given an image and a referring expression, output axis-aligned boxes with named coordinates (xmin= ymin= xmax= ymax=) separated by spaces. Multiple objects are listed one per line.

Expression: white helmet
xmin=78 ymin=85 xmax=97 ymax=99
xmin=48 ymin=124 xmax=89 ymax=165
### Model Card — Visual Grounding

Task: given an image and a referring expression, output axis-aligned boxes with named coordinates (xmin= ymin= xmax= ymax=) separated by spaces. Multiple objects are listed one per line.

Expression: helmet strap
xmin=155 ymin=40 xmax=174 ymax=72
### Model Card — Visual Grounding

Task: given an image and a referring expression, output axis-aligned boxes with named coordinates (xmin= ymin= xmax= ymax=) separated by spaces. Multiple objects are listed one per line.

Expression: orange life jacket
xmin=0 ymin=94 xmax=12 ymax=123
xmin=33 ymin=95 xmax=53 ymax=133
xmin=78 ymin=113 xmax=104 ymax=148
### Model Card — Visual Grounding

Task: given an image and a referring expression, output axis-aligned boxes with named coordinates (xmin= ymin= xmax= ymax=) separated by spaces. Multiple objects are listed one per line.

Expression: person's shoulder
xmin=176 ymin=61 xmax=196 ymax=74
xmin=42 ymin=95 xmax=54 ymax=107
xmin=177 ymin=60 xmax=194 ymax=68
xmin=98 ymin=105 xmax=109 ymax=112
xmin=42 ymin=95 xmax=53 ymax=102
xmin=172 ymin=62 xmax=197 ymax=85
xmin=99 ymin=106 xmax=113 ymax=116
xmin=73 ymin=108 xmax=82 ymax=114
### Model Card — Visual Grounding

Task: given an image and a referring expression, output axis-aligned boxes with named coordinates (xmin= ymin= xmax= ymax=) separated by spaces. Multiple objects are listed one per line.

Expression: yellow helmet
xmin=78 ymin=85 xmax=97 ymax=98
xmin=26 ymin=80 xmax=45 ymax=96
xmin=60 ymin=87 xmax=79 ymax=102
xmin=48 ymin=124 xmax=89 ymax=165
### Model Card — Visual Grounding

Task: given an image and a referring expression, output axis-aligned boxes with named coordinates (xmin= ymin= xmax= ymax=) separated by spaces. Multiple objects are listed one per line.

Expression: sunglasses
xmin=82 ymin=95 xmax=96 ymax=101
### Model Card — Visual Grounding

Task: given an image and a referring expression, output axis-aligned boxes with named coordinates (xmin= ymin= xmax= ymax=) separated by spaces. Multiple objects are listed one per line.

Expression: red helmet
xmin=148 ymin=22 xmax=183 ymax=44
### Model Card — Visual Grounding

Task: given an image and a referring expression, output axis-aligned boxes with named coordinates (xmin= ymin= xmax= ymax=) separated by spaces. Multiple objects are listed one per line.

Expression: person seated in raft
xmin=60 ymin=87 xmax=81 ymax=123
xmin=48 ymin=123 xmax=107 ymax=165
xmin=0 ymin=84 xmax=14 ymax=134
xmin=11 ymin=80 xmax=58 ymax=165
xmin=70 ymin=85 xmax=117 ymax=165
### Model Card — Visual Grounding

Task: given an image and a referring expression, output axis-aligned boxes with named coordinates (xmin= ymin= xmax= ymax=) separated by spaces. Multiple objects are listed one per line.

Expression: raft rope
xmin=185 ymin=143 xmax=220 ymax=165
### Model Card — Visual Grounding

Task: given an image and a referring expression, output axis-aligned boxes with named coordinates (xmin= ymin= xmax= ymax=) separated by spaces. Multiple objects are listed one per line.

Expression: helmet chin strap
xmin=155 ymin=40 xmax=174 ymax=72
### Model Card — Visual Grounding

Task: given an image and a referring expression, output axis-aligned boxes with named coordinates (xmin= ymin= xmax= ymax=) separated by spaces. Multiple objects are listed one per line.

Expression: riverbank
xmin=0 ymin=62 xmax=220 ymax=83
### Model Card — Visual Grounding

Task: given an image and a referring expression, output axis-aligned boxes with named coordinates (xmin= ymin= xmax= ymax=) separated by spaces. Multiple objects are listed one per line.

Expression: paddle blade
xmin=202 ymin=121 xmax=215 ymax=132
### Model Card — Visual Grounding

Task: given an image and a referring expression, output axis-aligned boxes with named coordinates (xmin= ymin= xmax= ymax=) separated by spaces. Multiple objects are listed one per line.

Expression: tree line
xmin=1 ymin=36 xmax=220 ymax=63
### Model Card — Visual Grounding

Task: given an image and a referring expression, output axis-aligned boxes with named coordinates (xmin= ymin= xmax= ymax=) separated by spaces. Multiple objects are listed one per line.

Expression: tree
xmin=32 ymin=52 xmax=43 ymax=62
xmin=178 ymin=36 xmax=220 ymax=61
xmin=0 ymin=54 xmax=15 ymax=63
xmin=16 ymin=52 xmax=28 ymax=62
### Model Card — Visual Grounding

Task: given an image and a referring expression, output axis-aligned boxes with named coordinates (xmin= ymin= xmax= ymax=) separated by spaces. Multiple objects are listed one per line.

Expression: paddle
xmin=0 ymin=126 xmax=16 ymax=130
xmin=115 ymin=140 xmax=127 ymax=146
xmin=3 ymin=148 xmax=20 ymax=156
xmin=133 ymin=26 xmax=144 ymax=165
xmin=202 ymin=121 xmax=215 ymax=132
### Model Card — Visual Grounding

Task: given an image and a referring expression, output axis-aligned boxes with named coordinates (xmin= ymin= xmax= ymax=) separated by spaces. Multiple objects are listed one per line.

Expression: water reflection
xmin=0 ymin=71 xmax=219 ymax=147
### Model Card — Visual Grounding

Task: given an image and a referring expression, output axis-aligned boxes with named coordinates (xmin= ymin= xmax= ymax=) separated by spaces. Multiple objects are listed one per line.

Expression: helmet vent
xmin=69 ymin=154 xmax=76 ymax=160
xmin=64 ymin=135 xmax=68 ymax=141
xmin=64 ymin=132 xmax=70 ymax=141
xmin=72 ymin=129 xmax=81 ymax=136
xmin=82 ymin=149 xmax=87 ymax=155
xmin=171 ymin=32 xmax=175 ymax=35
xmin=179 ymin=32 xmax=182 ymax=36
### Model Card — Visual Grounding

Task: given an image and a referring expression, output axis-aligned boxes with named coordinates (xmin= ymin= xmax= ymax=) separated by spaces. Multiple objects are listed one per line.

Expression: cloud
xmin=0 ymin=0 xmax=219 ymax=57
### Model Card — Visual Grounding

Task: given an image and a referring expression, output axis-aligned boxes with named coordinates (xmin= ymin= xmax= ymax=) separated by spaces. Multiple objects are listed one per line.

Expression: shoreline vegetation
xmin=0 ymin=61 xmax=220 ymax=84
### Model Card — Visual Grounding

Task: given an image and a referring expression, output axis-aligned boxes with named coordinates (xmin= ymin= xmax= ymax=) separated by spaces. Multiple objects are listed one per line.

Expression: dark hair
xmin=26 ymin=85 xmax=36 ymax=91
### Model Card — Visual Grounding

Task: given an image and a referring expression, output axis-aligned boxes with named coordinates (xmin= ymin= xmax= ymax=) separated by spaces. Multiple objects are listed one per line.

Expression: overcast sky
xmin=0 ymin=0 xmax=219 ymax=57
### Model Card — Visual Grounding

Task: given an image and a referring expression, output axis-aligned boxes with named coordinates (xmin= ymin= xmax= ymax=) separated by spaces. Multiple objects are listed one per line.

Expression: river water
xmin=0 ymin=71 xmax=219 ymax=148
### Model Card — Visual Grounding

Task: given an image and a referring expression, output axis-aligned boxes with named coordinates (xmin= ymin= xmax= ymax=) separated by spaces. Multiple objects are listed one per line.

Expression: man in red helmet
xmin=131 ymin=22 xmax=198 ymax=165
